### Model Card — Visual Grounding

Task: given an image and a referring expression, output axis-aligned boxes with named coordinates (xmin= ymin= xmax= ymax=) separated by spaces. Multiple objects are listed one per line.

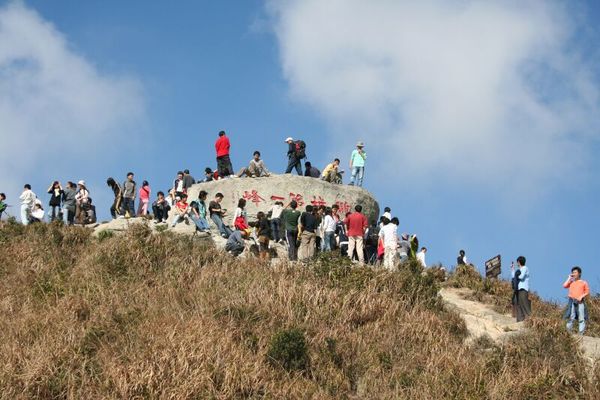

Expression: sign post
xmin=485 ymin=255 xmax=501 ymax=279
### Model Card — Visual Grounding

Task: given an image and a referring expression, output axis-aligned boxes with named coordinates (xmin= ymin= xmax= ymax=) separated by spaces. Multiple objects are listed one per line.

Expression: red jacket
xmin=215 ymin=135 xmax=230 ymax=157
xmin=344 ymin=212 xmax=368 ymax=237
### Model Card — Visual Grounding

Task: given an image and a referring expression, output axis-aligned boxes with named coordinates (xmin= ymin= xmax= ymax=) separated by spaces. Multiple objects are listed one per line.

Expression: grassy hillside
xmin=0 ymin=221 xmax=599 ymax=399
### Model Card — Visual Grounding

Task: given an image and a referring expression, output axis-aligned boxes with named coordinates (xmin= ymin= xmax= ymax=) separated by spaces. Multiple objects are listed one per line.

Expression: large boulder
xmin=187 ymin=174 xmax=380 ymax=224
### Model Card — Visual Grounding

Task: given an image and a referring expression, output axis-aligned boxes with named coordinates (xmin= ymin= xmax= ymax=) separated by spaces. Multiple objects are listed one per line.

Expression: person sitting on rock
xmin=152 ymin=191 xmax=170 ymax=223
xmin=257 ymin=211 xmax=271 ymax=260
xmin=182 ymin=169 xmax=195 ymax=191
xmin=322 ymin=158 xmax=343 ymax=183
xmin=189 ymin=190 xmax=211 ymax=232
xmin=304 ymin=161 xmax=320 ymax=178
xmin=233 ymin=198 xmax=249 ymax=231
xmin=226 ymin=229 xmax=249 ymax=257
xmin=237 ymin=151 xmax=271 ymax=178
xmin=30 ymin=199 xmax=45 ymax=223
xmin=209 ymin=193 xmax=232 ymax=238
xmin=203 ymin=167 xmax=214 ymax=182
xmin=171 ymin=194 xmax=191 ymax=227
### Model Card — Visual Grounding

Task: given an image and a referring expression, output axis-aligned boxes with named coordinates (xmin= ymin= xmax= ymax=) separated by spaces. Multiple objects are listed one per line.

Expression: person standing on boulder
xmin=106 ymin=178 xmax=122 ymax=219
xmin=284 ymin=137 xmax=304 ymax=175
xmin=121 ymin=172 xmax=136 ymax=218
xmin=62 ymin=182 xmax=77 ymax=225
xmin=349 ymin=141 xmax=367 ymax=187
xmin=281 ymin=200 xmax=301 ymax=261
xmin=344 ymin=205 xmax=368 ymax=264
xmin=563 ymin=266 xmax=590 ymax=334
xmin=0 ymin=193 xmax=7 ymax=220
xmin=511 ymin=256 xmax=531 ymax=322
xmin=137 ymin=180 xmax=151 ymax=216
xmin=47 ymin=181 xmax=64 ymax=222
xmin=215 ymin=130 xmax=234 ymax=178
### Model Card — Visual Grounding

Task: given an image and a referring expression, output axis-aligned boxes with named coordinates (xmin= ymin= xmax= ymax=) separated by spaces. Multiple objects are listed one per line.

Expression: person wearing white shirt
xmin=320 ymin=208 xmax=337 ymax=251
xmin=270 ymin=201 xmax=284 ymax=243
xmin=379 ymin=217 xmax=399 ymax=270
xmin=416 ymin=247 xmax=427 ymax=268
xmin=19 ymin=184 xmax=36 ymax=225
xmin=31 ymin=200 xmax=45 ymax=222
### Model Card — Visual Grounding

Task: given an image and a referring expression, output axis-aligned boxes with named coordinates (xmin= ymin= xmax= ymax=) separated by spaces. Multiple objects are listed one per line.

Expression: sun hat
xmin=356 ymin=141 xmax=365 ymax=147
xmin=78 ymin=180 xmax=86 ymax=186
xmin=285 ymin=137 xmax=294 ymax=142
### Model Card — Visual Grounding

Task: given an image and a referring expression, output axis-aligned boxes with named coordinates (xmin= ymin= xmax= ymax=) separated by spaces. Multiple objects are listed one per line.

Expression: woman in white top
xmin=320 ymin=207 xmax=337 ymax=251
xmin=233 ymin=198 xmax=249 ymax=230
xmin=75 ymin=180 xmax=90 ymax=224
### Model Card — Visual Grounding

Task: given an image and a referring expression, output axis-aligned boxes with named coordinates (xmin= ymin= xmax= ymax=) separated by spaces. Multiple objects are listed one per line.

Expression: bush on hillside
xmin=267 ymin=328 xmax=310 ymax=372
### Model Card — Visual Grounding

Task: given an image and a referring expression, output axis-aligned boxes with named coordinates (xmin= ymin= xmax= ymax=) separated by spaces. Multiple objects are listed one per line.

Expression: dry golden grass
xmin=0 ymin=221 xmax=597 ymax=399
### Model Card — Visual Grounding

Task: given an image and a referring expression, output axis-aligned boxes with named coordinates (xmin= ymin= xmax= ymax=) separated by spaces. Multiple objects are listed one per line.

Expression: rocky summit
xmin=188 ymin=174 xmax=380 ymax=223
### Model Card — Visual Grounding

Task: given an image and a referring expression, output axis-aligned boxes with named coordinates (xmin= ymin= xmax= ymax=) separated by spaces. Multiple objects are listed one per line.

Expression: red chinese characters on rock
xmin=334 ymin=200 xmax=351 ymax=215
xmin=242 ymin=190 xmax=265 ymax=205
xmin=310 ymin=196 xmax=327 ymax=207
xmin=288 ymin=192 xmax=305 ymax=207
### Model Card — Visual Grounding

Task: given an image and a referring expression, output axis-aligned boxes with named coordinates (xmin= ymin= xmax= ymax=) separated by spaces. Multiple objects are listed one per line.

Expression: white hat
xmin=35 ymin=199 xmax=42 ymax=206
xmin=285 ymin=137 xmax=294 ymax=142
xmin=356 ymin=141 xmax=365 ymax=147
xmin=78 ymin=180 xmax=86 ymax=186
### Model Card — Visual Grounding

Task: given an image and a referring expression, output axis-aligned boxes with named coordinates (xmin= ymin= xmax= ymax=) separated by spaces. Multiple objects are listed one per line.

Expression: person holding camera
xmin=563 ymin=266 xmax=590 ymax=334
xmin=511 ymin=256 xmax=531 ymax=322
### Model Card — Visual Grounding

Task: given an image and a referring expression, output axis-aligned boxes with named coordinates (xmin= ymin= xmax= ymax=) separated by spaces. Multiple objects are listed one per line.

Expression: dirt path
xmin=439 ymin=287 xmax=600 ymax=366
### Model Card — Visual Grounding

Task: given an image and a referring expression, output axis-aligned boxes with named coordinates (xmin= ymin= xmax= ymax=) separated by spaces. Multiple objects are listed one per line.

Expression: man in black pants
xmin=281 ymin=200 xmax=301 ymax=261
xmin=284 ymin=137 xmax=302 ymax=175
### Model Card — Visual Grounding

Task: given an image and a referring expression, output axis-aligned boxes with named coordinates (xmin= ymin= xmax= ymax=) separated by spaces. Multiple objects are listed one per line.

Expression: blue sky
xmin=1 ymin=0 xmax=599 ymax=301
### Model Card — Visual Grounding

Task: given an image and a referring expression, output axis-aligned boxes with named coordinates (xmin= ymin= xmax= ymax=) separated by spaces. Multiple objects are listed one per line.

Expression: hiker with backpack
xmin=349 ymin=141 xmax=367 ymax=187
xmin=511 ymin=256 xmax=531 ymax=322
xmin=285 ymin=137 xmax=305 ymax=175
xmin=215 ymin=130 xmax=234 ymax=178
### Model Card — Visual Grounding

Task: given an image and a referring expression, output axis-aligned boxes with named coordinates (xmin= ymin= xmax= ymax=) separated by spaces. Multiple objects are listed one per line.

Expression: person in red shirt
xmin=344 ymin=204 xmax=368 ymax=263
xmin=215 ymin=130 xmax=234 ymax=178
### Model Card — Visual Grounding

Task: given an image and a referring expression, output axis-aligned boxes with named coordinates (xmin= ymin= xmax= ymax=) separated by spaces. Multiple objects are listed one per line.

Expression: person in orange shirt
xmin=563 ymin=266 xmax=590 ymax=334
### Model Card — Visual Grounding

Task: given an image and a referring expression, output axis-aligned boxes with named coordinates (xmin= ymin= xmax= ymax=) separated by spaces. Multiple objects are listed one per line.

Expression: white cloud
xmin=267 ymin=0 xmax=600 ymax=193
xmin=0 ymin=2 xmax=144 ymax=206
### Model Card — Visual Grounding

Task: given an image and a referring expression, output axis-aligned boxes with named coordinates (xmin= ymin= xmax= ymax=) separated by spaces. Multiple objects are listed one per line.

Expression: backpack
xmin=295 ymin=140 xmax=306 ymax=159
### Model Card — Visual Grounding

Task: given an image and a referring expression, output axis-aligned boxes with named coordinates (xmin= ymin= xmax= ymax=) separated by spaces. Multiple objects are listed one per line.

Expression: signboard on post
xmin=485 ymin=255 xmax=501 ymax=278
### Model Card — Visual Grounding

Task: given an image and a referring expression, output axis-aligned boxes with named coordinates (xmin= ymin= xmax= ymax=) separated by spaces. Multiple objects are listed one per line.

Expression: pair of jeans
xmin=322 ymin=231 xmax=335 ymax=251
xmin=567 ymin=301 xmax=586 ymax=334
xmin=349 ymin=166 xmax=365 ymax=187
xmin=225 ymin=242 xmax=245 ymax=257
xmin=171 ymin=214 xmax=188 ymax=227
xmin=271 ymin=218 xmax=281 ymax=242
xmin=50 ymin=205 xmax=63 ymax=222
xmin=63 ymin=206 xmax=75 ymax=225
xmin=211 ymin=214 xmax=232 ymax=238
xmin=121 ymin=197 xmax=135 ymax=217
xmin=286 ymin=230 xmax=299 ymax=261
xmin=190 ymin=213 xmax=210 ymax=231
xmin=20 ymin=204 xmax=31 ymax=225
xmin=285 ymin=156 xmax=302 ymax=175
xmin=110 ymin=197 xmax=122 ymax=219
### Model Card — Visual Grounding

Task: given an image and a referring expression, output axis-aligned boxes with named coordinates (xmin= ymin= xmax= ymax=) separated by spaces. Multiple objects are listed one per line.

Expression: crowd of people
xmin=0 ymin=130 xmax=592 ymax=334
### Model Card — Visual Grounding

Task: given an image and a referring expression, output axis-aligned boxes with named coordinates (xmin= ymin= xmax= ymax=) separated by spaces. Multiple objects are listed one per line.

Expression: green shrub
xmin=267 ymin=328 xmax=310 ymax=372
xmin=97 ymin=229 xmax=114 ymax=242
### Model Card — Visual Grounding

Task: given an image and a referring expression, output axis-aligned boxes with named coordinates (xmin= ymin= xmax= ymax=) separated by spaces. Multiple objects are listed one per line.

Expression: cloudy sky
xmin=1 ymin=0 xmax=599 ymax=300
